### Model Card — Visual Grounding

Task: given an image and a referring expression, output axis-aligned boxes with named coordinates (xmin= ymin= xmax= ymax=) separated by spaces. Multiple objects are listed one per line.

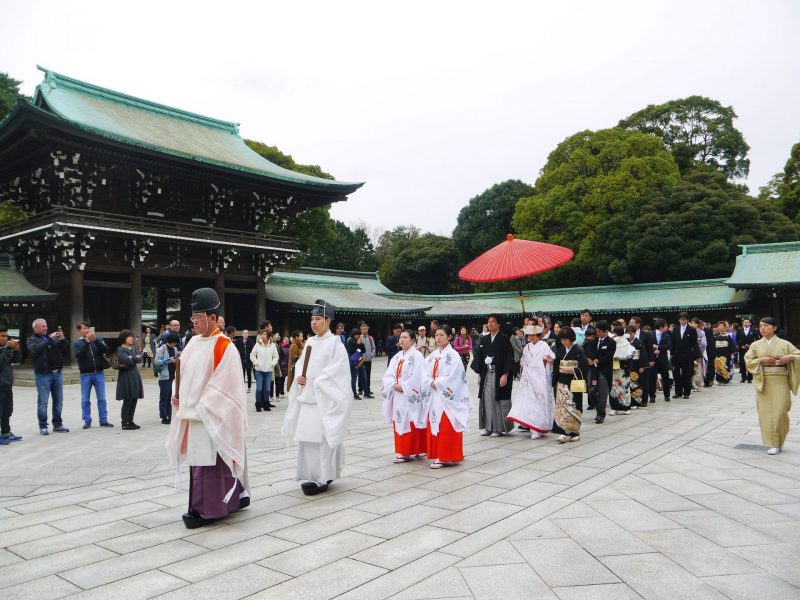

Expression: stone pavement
xmin=1 ymin=369 xmax=799 ymax=599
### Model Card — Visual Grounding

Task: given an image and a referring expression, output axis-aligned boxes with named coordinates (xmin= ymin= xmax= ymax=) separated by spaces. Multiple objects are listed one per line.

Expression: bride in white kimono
xmin=508 ymin=325 xmax=555 ymax=439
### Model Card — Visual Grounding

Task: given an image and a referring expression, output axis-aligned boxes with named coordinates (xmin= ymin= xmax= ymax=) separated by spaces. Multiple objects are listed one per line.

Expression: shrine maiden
xmin=508 ymin=325 xmax=555 ymax=439
xmin=382 ymin=329 xmax=427 ymax=463
xmin=422 ymin=325 xmax=471 ymax=468
xmin=166 ymin=288 xmax=250 ymax=529
xmin=282 ymin=299 xmax=353 ymax=495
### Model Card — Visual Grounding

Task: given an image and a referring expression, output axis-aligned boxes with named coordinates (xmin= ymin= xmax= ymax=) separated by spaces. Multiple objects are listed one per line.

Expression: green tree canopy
xmin=244 ymin=139 xmax=333 ymax=180
xmin=379 ymin=232 xmax=459 ymax=294
xmin=759 ymin=141 xmax=800 ymax=223
xmin=511 ymin=127 xmax=680 ymax=288
xmin=452 ymin=179 xmax=535 ymax=266
xmin=303 ymin=220 xmax=378 ymax=271
xmin=601 ymin=168 xmax=800 ymax=282
xmin=618 ymin=95 xmax=750 ymax=179
xmin=0 ymin=72 xmax=26 ymax=121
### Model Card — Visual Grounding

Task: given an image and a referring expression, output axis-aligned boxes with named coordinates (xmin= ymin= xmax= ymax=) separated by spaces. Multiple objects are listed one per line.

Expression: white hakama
xmin=508 ymin=340 xmax=555 ymax=433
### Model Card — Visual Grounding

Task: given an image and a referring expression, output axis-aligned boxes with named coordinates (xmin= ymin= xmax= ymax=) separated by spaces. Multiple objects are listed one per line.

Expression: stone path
xmin=1 ymin=370 xmax=799 ymax=599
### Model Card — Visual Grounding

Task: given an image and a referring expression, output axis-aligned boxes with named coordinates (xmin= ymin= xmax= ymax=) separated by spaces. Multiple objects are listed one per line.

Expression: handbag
xmin=570 ymin=368 xmax=587 ymax=393
xmin=100 ymin=353 xmax=112 ymax=370
xmin=349 ymin=350 xmax=364 ymax=369
xmin=110 ymin=351 xmax=130 ymax=371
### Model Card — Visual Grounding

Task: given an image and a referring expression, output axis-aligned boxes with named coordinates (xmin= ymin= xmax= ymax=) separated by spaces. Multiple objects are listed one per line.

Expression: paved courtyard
xmin=1 ymin=370 xmax=799 ymax=599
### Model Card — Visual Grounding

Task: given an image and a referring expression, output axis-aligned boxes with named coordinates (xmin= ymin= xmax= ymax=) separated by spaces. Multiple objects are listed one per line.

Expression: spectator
xmin=27 ymin=318 xmax=70 ymax=435
xmin=0 ymin=325 xmax=21 ymax=444
xmin=359 ymin=323 xmax=376 ymax=398
xmin=116 ymin=329 xmax=144 ymax=430
xmin=234 ymin=329 xmax=255 ymax=392
xmin=155 ymin=332 xmax=180 ymax=424
xmin=250 ymin=328 xmax=278 ymax=411
xmin=287 ymin=330 xmax=304 ymax=391
xmin=385 ymin=323 xmax=402 ymax=363
xmin=73 ymin=321 xmax=113 ymax=429
xmin=142 ymin=326 xmax=156 ymax=369
xmin=346 ymin=328 xmax=367 ymax=399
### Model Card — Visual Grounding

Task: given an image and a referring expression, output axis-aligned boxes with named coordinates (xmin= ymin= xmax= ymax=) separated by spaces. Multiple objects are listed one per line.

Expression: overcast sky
xmin=3 ymin=1 xmax=799 ymax=237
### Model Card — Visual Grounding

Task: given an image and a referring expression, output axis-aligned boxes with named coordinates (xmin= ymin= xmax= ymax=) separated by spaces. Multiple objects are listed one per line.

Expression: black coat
xmin=475 ymin=331 xmax=514 ymax=400
xmin=594 ymin=335 xmax=616 ymax=383
xmin=650 ymin=329 xmax=672 ymax=368
xmin=736 ymin=327 xmax=759 ymax=354
xmin=73 ymin=337 xmax=110 ymax=374
xmin=115 ymin=347 xmax=144 ymax=400
xmin=235 ymin=337 xmax=255 ymax=368
xmin=27 ymin=334 xmax=69 ymax=373
xmin=671 ymin=325 xmax=701 ymax=362
xmin=632 ymin=331 xmax=650 ymax=366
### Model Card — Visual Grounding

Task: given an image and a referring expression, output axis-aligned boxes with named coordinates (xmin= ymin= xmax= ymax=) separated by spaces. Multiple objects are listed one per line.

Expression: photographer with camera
xmin=27 ymin=318 xmax=70 ymax=435
xmin=0 ymin=325 xmax=22 ymax=444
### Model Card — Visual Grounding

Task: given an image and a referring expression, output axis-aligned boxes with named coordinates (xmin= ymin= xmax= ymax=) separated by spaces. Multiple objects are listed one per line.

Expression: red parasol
xmin=458 ymin=234 xmax=574 ymax=313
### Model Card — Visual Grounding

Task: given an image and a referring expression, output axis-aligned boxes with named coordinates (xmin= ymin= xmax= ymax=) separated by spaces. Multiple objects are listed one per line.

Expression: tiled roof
xmin=726 ymin=241 xmax=800 ymax=288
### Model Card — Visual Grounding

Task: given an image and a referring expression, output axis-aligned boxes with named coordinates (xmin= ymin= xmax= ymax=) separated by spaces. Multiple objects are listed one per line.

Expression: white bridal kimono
xmin=508 ymin=340 xmax=555 ymax=433
xmin=422 ymin=344 xmax=471 ymax=435
xmin=382 ymin=346 xmax=426 ymax=433
xmin=282 ymin=330 xmax=353 ymax=485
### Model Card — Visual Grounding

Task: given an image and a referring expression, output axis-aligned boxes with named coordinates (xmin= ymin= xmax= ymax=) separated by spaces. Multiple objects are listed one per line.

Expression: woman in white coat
xmin=250 ymin=329 xmax=279 ymax=412
xmin=382 ymin=329 xmax=426 ymax=463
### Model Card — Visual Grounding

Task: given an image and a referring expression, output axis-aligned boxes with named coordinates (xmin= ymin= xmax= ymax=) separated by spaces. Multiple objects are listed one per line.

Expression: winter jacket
xmin=250 ymin=338 xmax=279 ymax=372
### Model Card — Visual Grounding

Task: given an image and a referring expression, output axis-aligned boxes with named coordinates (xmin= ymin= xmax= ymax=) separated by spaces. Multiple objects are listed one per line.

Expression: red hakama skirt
xmin=394 ymin=421 xmax=427 ymax=456
xmin=427 ymin=413 xmax=464 ymax=463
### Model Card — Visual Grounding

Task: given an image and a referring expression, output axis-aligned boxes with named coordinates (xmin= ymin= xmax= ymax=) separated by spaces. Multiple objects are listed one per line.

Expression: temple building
xmin=0 ymin=68 xmax=363 ymax=340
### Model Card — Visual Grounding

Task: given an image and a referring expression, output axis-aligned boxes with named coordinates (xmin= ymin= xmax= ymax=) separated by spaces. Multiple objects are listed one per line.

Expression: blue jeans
xmin=254 ymin=370 xmax=273 ymax=407
xmin=350 ymin=364 xmax=366 ymax=397
xmin=35 ymin=371 xmax=64 ymax=428
xmin=159 ymin=378 xmax=174 ymax=419
xmin=80 ymin=372 xmax=108 ymax=424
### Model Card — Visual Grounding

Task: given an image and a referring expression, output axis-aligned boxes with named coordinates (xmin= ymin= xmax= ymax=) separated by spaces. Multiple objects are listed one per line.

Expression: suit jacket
xmin=736 ymin=327 xmax=759 ymax=353
xmin=629 ymin=336 xmax=647 ymax=372
xmin=633 ymin=330 xmax=650 ymax=366
xmin=594 ymin=335 xmax=616 ymax=383
xmin=703 ymin=326 xmax=715 ymax=359
xmin=234 ymin=337 xmax=255 ymax=368
xmin=671 ymin=325 xmax=700 ymax=362
xmin=476 ymin=331 xmax=514 ymax=400
xmin=650 ymin=329 xmax=672 ymax=368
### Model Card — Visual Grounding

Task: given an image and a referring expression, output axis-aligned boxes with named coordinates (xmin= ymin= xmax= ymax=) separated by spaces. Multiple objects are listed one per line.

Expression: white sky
xmin=2 ymin=1 xmax=799 ymax=236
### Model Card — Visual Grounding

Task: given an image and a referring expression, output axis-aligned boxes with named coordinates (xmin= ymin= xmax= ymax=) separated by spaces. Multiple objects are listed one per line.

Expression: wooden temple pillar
xmin=129 ymin=267 xmax=142 ymax=336
xmin=256 ymin=278 xmax=266 ymax=328
xmin=69 ymin=266 xmax=84 ymax=343
xmin=215 ymin=271 xmax=226 ymax=318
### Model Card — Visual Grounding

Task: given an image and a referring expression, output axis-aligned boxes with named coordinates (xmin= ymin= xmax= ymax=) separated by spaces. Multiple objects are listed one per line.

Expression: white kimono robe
xmin=508 ymin=340 xmax=555 ymax=433
xmin=382 ymin=346 xmax=426 ymax=434
xmin=166 ymin=330 xmax=249 ymax=498
xmin=422 ymin=344 xmax=472 ymax=435
xmin=282 ymin=330 xmax=352 ymax=484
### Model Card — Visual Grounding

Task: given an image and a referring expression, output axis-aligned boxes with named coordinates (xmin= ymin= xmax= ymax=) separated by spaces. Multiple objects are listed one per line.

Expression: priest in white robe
xmin=508 ymin=325 xmax=555 ymax=439
xmin=282 ymin=299 xmax=353 ymax=495
xmin=166 ymin=288 xmax=250 ymax=529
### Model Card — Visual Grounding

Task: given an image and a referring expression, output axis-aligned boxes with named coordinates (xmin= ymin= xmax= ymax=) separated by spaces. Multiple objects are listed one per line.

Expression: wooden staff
xmin=175 ymin=358 xmax=181 ymax=400
xmin=300 ymin=346 xmax=312 ymax=381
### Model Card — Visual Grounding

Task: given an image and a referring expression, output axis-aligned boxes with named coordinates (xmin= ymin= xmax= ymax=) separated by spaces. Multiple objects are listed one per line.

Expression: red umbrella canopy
xmin=458 ymin=234 xmax=574 ymax=283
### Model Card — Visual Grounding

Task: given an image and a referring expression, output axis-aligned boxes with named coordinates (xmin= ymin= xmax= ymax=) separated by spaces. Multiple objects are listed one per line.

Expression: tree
xmin=380 ymin=233 xmax=459 ymax=294
xmin=0 ymin=72 xmax=26 ymax=121
xmin=452 ymin=179 xmax=535 ymax=266
xmin=303 ymin=220 xmax=378 ymax=271
xmin=512 ymin=128 xmax=680 ymax=288
xmin=244 ymin=139 xmax=333 ymax=180
xmin=602 ymin=169 xmax=800 ymax=282
xmin=618 ymin=96 xmax=750 ymax=179
xmin=759 ymin=141 xmax=800 ymax=223
xmin=375 ymin=225 xmax=421 ymax=266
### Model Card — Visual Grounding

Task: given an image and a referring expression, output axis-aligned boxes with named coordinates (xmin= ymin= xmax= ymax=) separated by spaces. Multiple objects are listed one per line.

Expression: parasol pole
xmin=518 ymin=285 xmax=526 ymax=315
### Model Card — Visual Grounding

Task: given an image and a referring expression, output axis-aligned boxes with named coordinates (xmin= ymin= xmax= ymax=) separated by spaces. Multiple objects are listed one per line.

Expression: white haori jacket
xmin=282 ymin=330 xmax=352 ymax=448
xmin=166 ymin=330 xmax=249 ymax=498
xmin=508 ymin=340 xmax=555 ymax=433
xmin=382 ymin=346 xmax=425 ymax=434
xmin=422 ymin=344 xmax=471 ymax=435
xmin=613 ymin=334 xmax=635 ymax=364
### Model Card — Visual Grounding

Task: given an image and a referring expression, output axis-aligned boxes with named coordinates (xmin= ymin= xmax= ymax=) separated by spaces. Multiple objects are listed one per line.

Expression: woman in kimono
xmin=626 ymin=325 xmax=647 ymax=409
xmin=422 ymin=325 xmax=471 ymax=469
xmin=609 ymin=325 xmax=634 ymax=415
xmin=552 ymin=327 xmax=588 ymax=443
xmin=744 ymin=317 xmax=800 ymax=455
xmin=382 ymin=330 xmax=426 ymax=463
xmin=508 ymin=325 xmax=555 ymax=440
xmin=691 ymin=318 xmax=708 ymax=391
xmin=713 ymin=321 xmax=736 ymax=384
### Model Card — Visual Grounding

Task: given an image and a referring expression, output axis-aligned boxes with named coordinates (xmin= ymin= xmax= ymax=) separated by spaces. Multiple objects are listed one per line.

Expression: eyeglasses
xmin=190 ymin=314 xmax=207 ymax=323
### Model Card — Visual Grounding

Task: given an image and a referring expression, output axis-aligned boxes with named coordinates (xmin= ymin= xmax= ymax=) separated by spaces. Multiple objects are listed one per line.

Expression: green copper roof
xmin=726 ymin=241 xmax=800 ymax=288
xmin=387 ymin=278 xmax=752 ymax=317
xmin=267 ymin=268 xmax=431 ymax=315
xmin=0 ymin=257 xmax=58 ymax=303
xmin=31 ymin=67 xmax=363 ymax=192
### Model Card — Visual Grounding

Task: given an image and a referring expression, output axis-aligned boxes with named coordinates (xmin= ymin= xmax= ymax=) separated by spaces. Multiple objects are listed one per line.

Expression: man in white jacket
xmin=282 ymin=299 xmax=352 ymax=496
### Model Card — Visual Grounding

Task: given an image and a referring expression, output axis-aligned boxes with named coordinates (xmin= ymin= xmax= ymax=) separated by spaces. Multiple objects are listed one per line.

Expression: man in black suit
xmin=591 ymin=320 xmax=615 ymax=424
xmin=475 ymin=314 xmax=514 ymax=436
xmin=628 ymin=317 xmax=651 ymax=403
xmin=671 ymin=312 xmax=700 ymax=399
xmin=234 ymin=329 xmax=256 ymax=391
xmin=737 ymin=318 xmax=759 ymax=383
xmin=385 ymin=323 xmax=402 ymax=364
xmin=649 ymin=318 xmax=672 ymax=402
xmin=703 ymin=320 xmax=716 ymax=387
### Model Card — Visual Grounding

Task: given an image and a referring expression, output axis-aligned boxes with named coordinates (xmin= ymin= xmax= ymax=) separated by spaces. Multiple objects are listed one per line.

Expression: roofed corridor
xmin=1 ymin=372 xmax=798 ymax=599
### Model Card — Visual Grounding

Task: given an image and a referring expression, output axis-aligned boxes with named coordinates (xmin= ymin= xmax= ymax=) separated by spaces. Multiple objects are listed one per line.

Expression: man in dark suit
xmin=648 ymin=318 xmax=672 ymax=402
xmin=628 ymin=317 xmax=650 ymax=404
xmin=671 ymin=312 xmax=700 ymax=399
xmin=591 ymin=320 xmax=616 ymax=424
xmin=703 ymin=320 xmax=716 ymax=387
xmin=737 ymin=318 xmax=759 ymax=383
xmin=475 ymin=314 xmax=514 ymax=436
xmin=385 ymin=323 xmax=402 ymax=364
xmin=234 ymin=329 xmax=256 ymax=391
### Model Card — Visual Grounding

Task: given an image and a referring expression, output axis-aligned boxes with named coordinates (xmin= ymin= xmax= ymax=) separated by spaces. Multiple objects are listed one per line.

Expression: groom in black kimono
xmin=474 ymin=314 xmax=514 ymax=436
